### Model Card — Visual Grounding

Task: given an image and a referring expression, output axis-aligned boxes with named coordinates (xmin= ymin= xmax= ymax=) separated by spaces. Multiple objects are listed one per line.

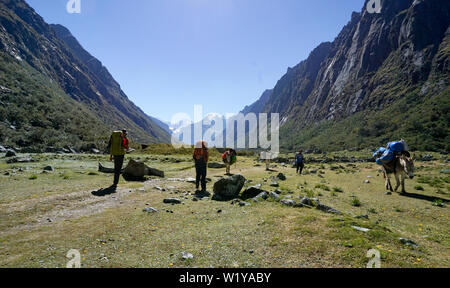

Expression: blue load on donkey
xmin=373 ymin=140 xmax=409 ymax=166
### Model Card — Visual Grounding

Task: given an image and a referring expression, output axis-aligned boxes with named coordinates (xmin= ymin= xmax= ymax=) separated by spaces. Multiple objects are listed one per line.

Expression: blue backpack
xmin=296 ymin=154 xmax=304 ymax=164
xmin=373 ymin=147 xmax=386 ymax=158
xmin=387 ymin=141 xmax=405 ymax=153
xmin=376 ymin=149 xmax=394 ymax=165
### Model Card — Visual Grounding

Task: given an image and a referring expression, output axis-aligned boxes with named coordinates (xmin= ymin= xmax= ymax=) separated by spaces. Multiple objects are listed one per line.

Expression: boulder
xmin=212 ymin=174 xmax=246 ymax=201
xmin=5 ymin=149 xmax=16 ymax=157
xmin=194 ymin=190 xmax=211 ymax=198
xmin=0 ymin=145 xmax=7 ymax=153
xmin=208 ymin=162 xmax=226 ymax=169
xmin=43 ymin=166 xmax=54 ymax=172
xmin=240 ymin=185 xmax=264 ymax=200
xmin=122 ymin=159 xmax=165 ymax=181
xmin=253 ymin=191 xmax=269 ymax=201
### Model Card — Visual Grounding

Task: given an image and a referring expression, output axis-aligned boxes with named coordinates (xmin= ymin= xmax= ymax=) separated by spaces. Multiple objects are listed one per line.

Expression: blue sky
xmin=26 ymin=0 xmax=364 ymax=122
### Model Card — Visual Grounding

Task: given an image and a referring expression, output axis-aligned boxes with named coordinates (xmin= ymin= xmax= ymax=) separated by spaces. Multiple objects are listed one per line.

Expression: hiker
xmin=261 ymin=150 xmax=272 ymax=171
xmin=295 ymin=149 xmax=305 ymax=175
xmin=222 ymin=149 xmax=237 ymax=175
xmin=107 ymin=129 xmax=130 ymax=188
xmin=193 ymin=141 xmax=209 ymax=192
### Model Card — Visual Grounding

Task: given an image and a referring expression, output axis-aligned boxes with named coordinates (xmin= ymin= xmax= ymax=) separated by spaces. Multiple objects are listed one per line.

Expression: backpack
xmin=110 ymin=131 xmax=125 ymax=156
xmin=373 ymin=147 xmax=387 ymax=158
xmin=376 ymin=149 xmax=394 ymax=165
xmin=296 ymin=154 xmax=304 ymax=164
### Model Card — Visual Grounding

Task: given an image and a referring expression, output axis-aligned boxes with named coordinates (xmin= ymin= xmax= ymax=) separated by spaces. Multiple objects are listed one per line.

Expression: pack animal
xmin=382 ymin=153 xmax=415 ymax=194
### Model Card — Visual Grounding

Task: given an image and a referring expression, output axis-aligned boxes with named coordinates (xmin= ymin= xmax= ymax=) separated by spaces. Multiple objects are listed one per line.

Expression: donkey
xmin=382 ymin=153 xmax=415 ymax=194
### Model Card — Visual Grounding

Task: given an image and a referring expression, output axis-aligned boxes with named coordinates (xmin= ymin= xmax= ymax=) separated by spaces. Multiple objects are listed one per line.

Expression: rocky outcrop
xmin=212 ymin=174 xmax=246 ymax=201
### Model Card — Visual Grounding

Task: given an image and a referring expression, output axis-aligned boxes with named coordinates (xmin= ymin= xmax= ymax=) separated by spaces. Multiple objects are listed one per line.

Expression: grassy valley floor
xmin=0 ymin=152 xmax=449 ymax=268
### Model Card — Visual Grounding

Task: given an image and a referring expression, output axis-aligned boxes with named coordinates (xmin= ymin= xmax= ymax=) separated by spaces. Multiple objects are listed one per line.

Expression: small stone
xmin=270 ymin=181 xmax=279 ymax=188
xmin=239 ymin=201 xmax=250 ymax=207
xmin=163 ymin=198 xmax=182 ymax=204
xmin=269 ymin=192 xmax=280 ymax=201
xmin=364 ymin=180 xmax=370 ymax=184
xmin=43 ymin=166 xmax=54 ymax=172
xmin=143 ymin=207 xmax=158 ymax=213
xmin=351 ymin=226 xmax=370 ymax=232
xmin=398 ymin=238 xmax=419 ymax=248
xmin=181 ymin=252 xmax=194 ymax=260
xmin=385 ymin=192 xmax=392 ymax=195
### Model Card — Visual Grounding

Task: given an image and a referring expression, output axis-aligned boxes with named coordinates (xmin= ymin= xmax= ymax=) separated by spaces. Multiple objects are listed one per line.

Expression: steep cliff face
xmin=0 ymin=0 xmax=170 ymax=148
xmin=246 ymin=0 xmax=450 ymax=151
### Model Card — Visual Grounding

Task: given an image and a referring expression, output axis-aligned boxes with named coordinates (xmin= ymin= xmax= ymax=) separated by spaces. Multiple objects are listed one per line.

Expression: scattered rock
xmin=0 ymin=145 xmax=6 ymax=153
xmin=385 ymin=192 xmax=392 ymax=195
xmin=163 ymin=198 xmax=182 ymax=204
xmin=351 ymin=226 xmax=370 ymax=232
xmin=274 ymin=189 xmax=283 ymax=194
xmin=280 ymin=199 xmax=295 ymax=206
xmin=6 ymin=157 xmax=34 ymax=164
xmin=270 ymin=181 xmax=279 ymax=188
xmin=277 ymin=173 xmax=286 ymax=181
xmin=155 ymin=186 xmax=166 ymax=191
xmin=398 ymin=238 xmax=419 ymax=248
xmin=181 ymin=252 xmax=194 ymax=260
xmin=299 ymin=197 xmax=314 ymax=206
xmin=355 ymin=215 xmax=369 ymax=220
xmin=143 ymin=207 xmax=158 ymax=213
xmin=185 ymin=177 xmax=196 ymax=183
xmin=239 ymin=201 xmax=250 ymax=207
xmin=194 ymin=190 xmax=211 ymax=198
xmin=212 ymin=174 xmax=246 ymax=201
xmin=364 ymin=180 xmax=371 ymax=184
xmin=240 ymin=185 xmax=264 ymax=200
xmin=421 ymin=154 xmax=434 ymax=162
xmin=43 ymin=166 xmax=54 ymax=172
xmin=253 ymin=191 xmax=269 ymax=201
xmin=316 ymin=203 xmax=342 ymax=214
xmin=269 ymin=192 xmax=280 ymax=201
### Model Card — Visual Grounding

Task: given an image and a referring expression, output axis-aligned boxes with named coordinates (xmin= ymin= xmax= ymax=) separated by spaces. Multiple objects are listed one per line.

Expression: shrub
xmin=351 ymin=197 xmax=362 ymax=207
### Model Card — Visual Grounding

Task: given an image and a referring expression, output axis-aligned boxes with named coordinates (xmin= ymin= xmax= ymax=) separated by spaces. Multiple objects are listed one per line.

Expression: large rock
xmin=0 ymin=145 xmax=7 ymax=153
xmin=212 ymin=174 xmax=246 ymax=201
xmin=240 ymin=185 xmax=264 ymax=200
xmin=208 ymin=162 xmax=226 ymax=169
xmin=5 ymin=149 xmax=16 ymax=157
xmin=122 ymin=159 xmax=164 ymax=181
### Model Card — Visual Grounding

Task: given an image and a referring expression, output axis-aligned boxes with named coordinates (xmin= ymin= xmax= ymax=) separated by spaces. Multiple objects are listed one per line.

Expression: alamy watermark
xmin=367 ymin=0 xmax=382 ymax=14
xmin=66 ymin=0 xmax=81 ymax=14
xmin=366 ymin=249 xmax=381 ymax=268
xmin=170 ymin=105 xmax=279 ymax=159
xmin=66 ymin=249 xmax=81 ymax=268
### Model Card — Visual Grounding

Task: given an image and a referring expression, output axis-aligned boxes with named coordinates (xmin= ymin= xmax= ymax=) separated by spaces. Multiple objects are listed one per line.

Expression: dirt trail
xmin=0 ymin=167 xmax=260 ymax=237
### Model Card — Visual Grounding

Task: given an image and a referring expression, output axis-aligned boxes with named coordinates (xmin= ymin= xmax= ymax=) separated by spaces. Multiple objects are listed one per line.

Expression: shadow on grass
xmin=400 ymin=192 xmax=450 ymax=203
xmin=92 ymin=186 xmax=117 ymax=197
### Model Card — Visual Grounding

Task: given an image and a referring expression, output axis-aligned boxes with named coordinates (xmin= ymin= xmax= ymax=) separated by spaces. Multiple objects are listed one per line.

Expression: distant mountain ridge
xmin=0 ymin=0 xmax=170 ymax=150
xmin=242 ymin=0 xmax=449 ymax=151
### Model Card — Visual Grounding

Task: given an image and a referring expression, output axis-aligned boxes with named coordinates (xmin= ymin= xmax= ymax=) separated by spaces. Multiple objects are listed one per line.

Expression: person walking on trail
xmin=222 ymin=149 xmax=237 ymax=175
xmin=295 ymin=149 xmax=305 ymax=175
xmin=193 ymin=141 xmax=209 ymax=192
xmin=108 ymin=129 xmax=130 ymax=188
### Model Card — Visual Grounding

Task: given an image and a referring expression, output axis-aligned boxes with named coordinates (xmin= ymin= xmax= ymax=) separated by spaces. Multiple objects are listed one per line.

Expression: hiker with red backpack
xmin=107 ymin=129 xmax=130 ymax=188
xmin=222 ymin=149 xmax=237 ymax=175
xmin=193 ymin=141 xmax=209 ymax=192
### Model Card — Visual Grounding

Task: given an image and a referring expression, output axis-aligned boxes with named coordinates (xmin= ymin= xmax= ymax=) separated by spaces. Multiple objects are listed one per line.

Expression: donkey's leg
xmin=394 ymin=173 xmax=401 ymax=192
xmin=386 ymin=174 xmax=393 ymax=192
xmin=401 ymin=174 xmax=406 ymax=194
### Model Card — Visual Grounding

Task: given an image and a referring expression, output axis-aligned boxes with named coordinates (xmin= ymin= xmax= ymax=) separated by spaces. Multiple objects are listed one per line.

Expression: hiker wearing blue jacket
xmin=295 ymin=150 xmax=305 ymax=175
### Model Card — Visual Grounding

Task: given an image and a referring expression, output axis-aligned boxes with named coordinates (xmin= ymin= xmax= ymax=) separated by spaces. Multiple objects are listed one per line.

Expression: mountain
xmin=0 ymin=0 xmax=170 ymax=151
xmin=243 ymin=0 xmax=449 ymax=152
xmin=241 ymin=89 xmax=273 ymax=115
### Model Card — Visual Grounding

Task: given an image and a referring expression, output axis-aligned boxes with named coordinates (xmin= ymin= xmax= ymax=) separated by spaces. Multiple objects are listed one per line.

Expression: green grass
xmin=0 ymin=151 xmax=449 ymax=268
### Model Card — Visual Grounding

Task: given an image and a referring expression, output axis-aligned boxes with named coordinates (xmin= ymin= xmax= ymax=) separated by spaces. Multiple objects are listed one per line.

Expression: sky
xmin=26 ymin=0 xmax=364 ymax=123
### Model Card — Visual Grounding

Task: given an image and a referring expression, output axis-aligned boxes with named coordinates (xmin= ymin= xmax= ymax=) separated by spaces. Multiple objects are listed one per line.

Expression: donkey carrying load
xmin=374 ymin=140 xmax=415 ymax=194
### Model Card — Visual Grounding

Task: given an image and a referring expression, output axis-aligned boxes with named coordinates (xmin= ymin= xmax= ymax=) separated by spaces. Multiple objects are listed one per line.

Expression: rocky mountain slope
xmin=0 ymin=0 xmax=170 ymax=151
xmin=244 ymin=0 xmax=449 ymax=152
